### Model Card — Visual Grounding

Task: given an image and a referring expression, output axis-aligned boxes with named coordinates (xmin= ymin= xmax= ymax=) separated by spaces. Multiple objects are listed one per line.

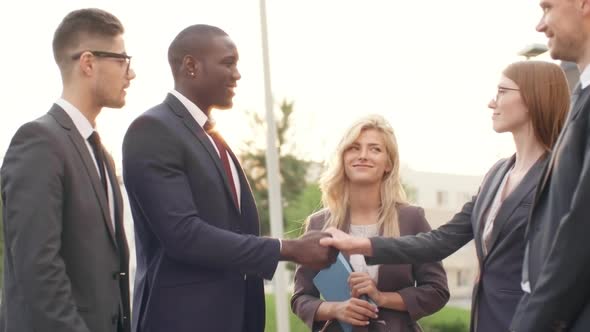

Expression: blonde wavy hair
xmin=319 ymin=114 xmax=407 ymax=237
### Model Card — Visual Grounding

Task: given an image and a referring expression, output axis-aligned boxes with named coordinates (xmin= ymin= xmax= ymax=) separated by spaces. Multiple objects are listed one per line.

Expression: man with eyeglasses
xmin=0 ymin=8 xmax=135 ymax=332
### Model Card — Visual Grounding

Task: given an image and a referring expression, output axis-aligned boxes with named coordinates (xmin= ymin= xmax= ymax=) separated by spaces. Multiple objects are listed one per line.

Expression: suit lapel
xmin=567 ymin=84 xmax=589 ymax=122
xmin=48 ymin=106 xmax=118 ymax=247
xmin=474 ymin=157 xmax=514 ymax=248
xmin=164 ymin=94 xmax=241 ymax=214
xmin=484 ymin=155 xmax=546 ymax=261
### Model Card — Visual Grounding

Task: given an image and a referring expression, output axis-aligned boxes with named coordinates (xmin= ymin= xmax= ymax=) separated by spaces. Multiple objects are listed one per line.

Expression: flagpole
xmin=259 ymin=0 xmax=290 ymax=331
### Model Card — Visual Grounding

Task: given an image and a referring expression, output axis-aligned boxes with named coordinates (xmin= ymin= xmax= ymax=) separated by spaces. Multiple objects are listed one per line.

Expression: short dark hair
xmin=168 ymin=24 xmax=228 ymax=78
xmin=53 ymin=8 xmax=124 ymax=68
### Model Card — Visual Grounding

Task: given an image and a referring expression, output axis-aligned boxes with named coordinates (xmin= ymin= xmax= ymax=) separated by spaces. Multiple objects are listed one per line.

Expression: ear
xmin=582 ymin=0 xmax=590 ymax=15
xmin=79 ymin=52 xmax=94 ymax=77
xmin=183 ymin=55 xmax=199 ymax=78
xmin=385 ymin=161 xmax=393 ymax=174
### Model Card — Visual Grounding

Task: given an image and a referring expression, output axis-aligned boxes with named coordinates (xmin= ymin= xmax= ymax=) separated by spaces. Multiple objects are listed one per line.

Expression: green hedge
xmin=265 ymin=295 xmax=470 ymax=332
xmin=419 ymin=306 xmax=470 ymax=332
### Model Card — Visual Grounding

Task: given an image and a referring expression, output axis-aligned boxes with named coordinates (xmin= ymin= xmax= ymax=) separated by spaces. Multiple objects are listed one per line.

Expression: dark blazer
xmin=122 ymin=94 xmax=281 ymax=332
xmin=0 ymin=105 xmax=130 ymax=332
xmin=365 ymin=155 xmax=547 ymax=332
xmin=511 ymin=85 xmax=590 ymax=332
xmin=291 ymin=205 xmax=449 ymax=332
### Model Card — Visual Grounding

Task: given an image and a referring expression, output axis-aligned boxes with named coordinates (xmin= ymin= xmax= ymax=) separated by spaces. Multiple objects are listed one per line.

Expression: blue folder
xmin=313 ymin=253 xmax=354 ymax=332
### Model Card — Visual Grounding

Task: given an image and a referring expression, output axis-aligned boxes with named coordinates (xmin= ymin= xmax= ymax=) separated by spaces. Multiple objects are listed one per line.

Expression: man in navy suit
xmin=122 ymin=24 xmax=336 ymax=332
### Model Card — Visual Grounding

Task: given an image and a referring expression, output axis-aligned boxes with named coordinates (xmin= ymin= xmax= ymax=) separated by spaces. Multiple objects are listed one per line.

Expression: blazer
xmin=0 ymin=105 xmax=130 ymax=332
xmin=365 ymin=155 xmax=547 ymax=332
xmin=511 ymin=85 xmax=590 ymax=332
xmin=122 ymin=93 xmax=281 ymax=332
xmin=291 ymin=205 xmax=449 ymax=332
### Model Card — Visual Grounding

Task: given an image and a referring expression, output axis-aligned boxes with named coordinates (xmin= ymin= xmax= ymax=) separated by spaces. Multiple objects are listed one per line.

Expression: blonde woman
xmin=291 ymin=115 xmax=449 ymax=332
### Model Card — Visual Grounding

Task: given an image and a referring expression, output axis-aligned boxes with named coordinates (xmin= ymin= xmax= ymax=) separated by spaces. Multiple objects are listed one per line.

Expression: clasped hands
xmin=320 ymin=227 xmax=374 ymax=256
xmin=282 ymin=227 xmax=374 ymax=270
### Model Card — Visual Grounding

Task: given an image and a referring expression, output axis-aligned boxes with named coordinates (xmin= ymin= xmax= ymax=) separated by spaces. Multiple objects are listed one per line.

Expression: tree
xmin=240 ymin=100 xmax=310 ymax=236
xmin=283 ymin=183 xmax=323 ymax=238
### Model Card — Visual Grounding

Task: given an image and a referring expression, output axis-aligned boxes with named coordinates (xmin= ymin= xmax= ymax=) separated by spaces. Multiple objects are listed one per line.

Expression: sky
xmin=0 ymin=0 xmax=553 ymax=176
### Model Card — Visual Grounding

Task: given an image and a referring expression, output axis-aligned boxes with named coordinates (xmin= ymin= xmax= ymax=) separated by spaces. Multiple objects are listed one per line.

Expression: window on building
xmin=457 ymin=270 xmax=469 ymax=287
xmin=436 ymin=190 xmax=448 ymax=207
xmin=457 ymin=192 xmax=472 ymax=205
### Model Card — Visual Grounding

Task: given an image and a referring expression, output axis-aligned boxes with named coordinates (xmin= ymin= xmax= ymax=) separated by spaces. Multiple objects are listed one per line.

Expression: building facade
xmin=401 ymin=166 xmax=483 ymax=301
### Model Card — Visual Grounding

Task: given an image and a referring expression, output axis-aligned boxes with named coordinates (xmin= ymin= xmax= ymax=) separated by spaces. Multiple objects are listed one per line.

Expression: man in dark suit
xmin=0 ymin=9 xmax=135 ymax=332
xmin=122 ymin=24 xmax=336 ymax=332
xmin=509 ymin=0 xmax=590 ymax=331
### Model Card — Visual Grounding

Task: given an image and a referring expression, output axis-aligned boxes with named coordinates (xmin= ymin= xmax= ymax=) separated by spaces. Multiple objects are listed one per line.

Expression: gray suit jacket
xmin=511 ymin=85 xmax=590 ymax=332
xmin=365 ymin=155 xmax=546 ymax=332
xmin=0 ymin=105 xmax=130 ymax=332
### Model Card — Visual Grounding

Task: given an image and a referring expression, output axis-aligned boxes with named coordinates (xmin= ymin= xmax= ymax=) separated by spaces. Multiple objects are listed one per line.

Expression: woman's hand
xmin=331 ymin=298 xmax=379 ymax=326
xmin=323 ymin=227 xmax=351 ymax=240
xmin=320 ymin=227 xmax=373 ymax=256
xmin=349 ymin=272 xmax=382 ymax=306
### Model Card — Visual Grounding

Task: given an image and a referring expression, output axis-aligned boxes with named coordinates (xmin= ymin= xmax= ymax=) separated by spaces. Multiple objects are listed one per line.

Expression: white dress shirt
xmin=55 ymin=98 xmax=116 ymax=231
xmin=482 ymin=165 xmax=514 ymax=256
xmin=349 ymin=223 xmax=380 ymax=282
xmin=580 ymin=64 xmax=590 ymax=89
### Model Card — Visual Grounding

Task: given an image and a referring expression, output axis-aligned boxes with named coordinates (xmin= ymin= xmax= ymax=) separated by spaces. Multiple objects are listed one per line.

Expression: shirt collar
xmin=55 ymin=98 xmax=94 ymax=140
xmin=169 ymin=90 xmax=209 ymax=128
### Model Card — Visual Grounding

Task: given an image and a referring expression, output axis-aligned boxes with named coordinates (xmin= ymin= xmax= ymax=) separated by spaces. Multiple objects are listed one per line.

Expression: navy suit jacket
xmin=123 ymin=94 xmax=281 ymax=332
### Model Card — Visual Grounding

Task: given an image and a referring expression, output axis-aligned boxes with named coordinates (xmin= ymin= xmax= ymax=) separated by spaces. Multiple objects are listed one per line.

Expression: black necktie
xmin=204 ymin=120 xmax=239 ymax=208
xmin=87 ymin=131 xmax=109 ymax=202
xmin=88 ymin=131 xmax=129 ymax=327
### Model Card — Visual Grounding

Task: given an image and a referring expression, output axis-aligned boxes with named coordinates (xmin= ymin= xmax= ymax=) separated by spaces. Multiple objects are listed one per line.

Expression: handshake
xmin=280 ymin=227 xmax=374 ymax=270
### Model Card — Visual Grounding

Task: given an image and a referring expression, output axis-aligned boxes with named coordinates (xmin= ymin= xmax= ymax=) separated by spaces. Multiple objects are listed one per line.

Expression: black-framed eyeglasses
xmin=493 ymin=86 xmax=520 ymax=102
xmin=71 ymin=50 xmax=132 ymax=74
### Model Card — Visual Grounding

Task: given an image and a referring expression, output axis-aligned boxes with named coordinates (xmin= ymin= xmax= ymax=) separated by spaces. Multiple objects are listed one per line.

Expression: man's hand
xmin=349 ymin=272 xmax=382 ymax=306
xmin=280 ymin=231 xmax=338 ymax=270
xmin=319 ymin=227 xmax=374 ymax=256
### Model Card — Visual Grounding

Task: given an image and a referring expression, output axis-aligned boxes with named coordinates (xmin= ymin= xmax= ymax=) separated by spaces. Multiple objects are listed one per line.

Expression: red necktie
xmin=205 ymin=121 xmax=239 ymax=208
